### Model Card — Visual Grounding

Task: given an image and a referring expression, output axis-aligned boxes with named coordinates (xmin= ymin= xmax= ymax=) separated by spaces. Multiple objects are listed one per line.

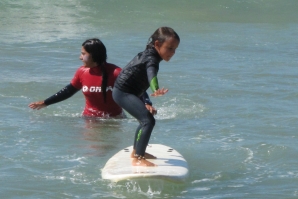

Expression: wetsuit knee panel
xmin=146 ymin=111 xmax=156 ymax=126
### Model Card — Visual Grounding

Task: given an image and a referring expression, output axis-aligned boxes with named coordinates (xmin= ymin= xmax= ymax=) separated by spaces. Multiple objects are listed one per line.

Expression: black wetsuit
xmin=113 ymin=47 xmax=162 ymax=157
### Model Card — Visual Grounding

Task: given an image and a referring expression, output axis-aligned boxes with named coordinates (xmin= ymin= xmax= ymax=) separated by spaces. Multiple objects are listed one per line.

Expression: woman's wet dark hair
xmin=146 ymin=27 xmax=180 ymax=49
xmin=82 ymin=38 xmax=108 ymax=103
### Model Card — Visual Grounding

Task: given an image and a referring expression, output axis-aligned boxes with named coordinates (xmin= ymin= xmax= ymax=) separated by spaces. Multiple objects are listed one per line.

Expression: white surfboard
xmin=101 ymin=144 xmax=189 ymax=182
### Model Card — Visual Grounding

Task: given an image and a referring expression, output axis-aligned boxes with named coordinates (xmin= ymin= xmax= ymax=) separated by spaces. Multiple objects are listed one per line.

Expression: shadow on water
xmin=78 ymin=117 xmax=127 ymax=157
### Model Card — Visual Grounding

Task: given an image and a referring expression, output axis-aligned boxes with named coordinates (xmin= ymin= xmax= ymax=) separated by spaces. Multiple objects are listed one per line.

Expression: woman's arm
xmin=28 ymin=84 xmax=79 ymax=110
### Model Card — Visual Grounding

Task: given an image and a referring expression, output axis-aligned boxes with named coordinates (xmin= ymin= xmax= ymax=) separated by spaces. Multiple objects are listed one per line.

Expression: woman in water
xmin=29 ymin=38 xmax=154 ymax=118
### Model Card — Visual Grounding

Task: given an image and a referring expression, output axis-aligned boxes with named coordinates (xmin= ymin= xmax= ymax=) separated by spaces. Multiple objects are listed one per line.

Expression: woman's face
xmin=80 ymin=47 xmax=96 ymax=67
xmin=154 ymin=37 xmax=180 ymax=62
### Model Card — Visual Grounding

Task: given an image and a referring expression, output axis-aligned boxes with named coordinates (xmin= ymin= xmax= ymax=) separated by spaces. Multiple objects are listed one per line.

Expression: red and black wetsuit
xmin=44 ymin=63 xmax=123 ymax=118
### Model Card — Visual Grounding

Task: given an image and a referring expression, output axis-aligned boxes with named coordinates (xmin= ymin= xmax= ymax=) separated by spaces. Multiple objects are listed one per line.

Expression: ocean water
xmin=1 ymin=0 xmax=298 ymax=198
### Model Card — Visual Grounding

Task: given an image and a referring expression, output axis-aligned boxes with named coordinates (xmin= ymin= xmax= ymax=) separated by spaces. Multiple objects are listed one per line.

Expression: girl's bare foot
xmin=132 ymin=158 xmax=156 ymax=167
xmin=130 ymin=149 xmax=156 ymax=159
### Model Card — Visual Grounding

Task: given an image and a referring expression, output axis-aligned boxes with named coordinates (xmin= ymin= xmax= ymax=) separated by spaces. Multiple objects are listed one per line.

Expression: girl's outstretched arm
xmin=28 ymin=84 xmax=79 ymax=110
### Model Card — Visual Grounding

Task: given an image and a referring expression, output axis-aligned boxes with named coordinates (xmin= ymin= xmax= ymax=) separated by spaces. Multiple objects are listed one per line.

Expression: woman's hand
xmin=28 ymin=101 xmax=47 ymax=110
xmin=151 ymin=88 xmax=168 ymax=97
xmin=145 ymin=104 xmax=157 ymax=115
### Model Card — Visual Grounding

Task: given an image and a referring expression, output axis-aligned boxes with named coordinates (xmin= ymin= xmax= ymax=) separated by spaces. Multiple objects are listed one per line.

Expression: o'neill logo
xmin=82 ymin=86 xmax=113 ymax=92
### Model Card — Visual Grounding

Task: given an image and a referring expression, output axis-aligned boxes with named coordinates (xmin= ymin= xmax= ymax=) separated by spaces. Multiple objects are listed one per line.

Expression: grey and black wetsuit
xmin=113 ymin=47 xmax=162 ymax=157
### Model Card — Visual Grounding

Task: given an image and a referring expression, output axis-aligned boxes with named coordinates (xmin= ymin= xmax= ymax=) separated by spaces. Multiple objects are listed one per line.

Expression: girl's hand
xmin=151 ymin=88 xmax=168 ymax=97
xmin=28 ymin=101 xmax=47 ymax=110
xmin=145 ymin=104 xmax=157 ymax=115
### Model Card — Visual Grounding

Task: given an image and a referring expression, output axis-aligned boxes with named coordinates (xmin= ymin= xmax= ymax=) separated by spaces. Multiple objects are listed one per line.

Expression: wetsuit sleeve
xmin=140 ymin=92 xmax=152 ymax=106
xmin=44 ymin=84 xmax=79 ymax=106
xmin=146 ymin=65 xmax=159 ymax=92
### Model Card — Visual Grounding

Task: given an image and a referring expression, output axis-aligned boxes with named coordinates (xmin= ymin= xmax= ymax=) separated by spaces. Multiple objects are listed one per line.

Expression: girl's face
xmin=80 ymin=47 xmax=97 ymax=67
xmin=154 ymin=37 xmax=179 ymax=62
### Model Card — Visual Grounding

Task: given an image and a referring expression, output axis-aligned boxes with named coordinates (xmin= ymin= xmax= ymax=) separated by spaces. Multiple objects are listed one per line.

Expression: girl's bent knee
xmin=147 ymin=113 xmax=155 ymax=126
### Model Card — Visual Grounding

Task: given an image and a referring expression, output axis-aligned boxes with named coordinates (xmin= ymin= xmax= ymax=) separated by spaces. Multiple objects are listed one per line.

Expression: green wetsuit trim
xmin=150 ymin=76 xmax=159 ymax=92
xmin=136 ymin=129 xmax=142 ymax=141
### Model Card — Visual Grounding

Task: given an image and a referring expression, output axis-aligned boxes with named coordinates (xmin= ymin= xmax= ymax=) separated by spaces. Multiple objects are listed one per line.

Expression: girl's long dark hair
xmin=146 ymin=27 xmax=180 ymax=49
xmin=82 ymin=38 xmax=108 ymax=103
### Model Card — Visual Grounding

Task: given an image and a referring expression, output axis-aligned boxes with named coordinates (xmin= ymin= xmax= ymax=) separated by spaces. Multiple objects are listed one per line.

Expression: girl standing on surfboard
xmin=28 ymin=38 xmax=126 ymax=118
xmin=113 ymin=27 xmax=180 ymax=166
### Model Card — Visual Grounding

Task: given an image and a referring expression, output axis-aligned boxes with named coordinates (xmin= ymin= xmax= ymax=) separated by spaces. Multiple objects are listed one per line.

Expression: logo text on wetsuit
xmin=82 ymin=86 xmax=113 ymax=92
